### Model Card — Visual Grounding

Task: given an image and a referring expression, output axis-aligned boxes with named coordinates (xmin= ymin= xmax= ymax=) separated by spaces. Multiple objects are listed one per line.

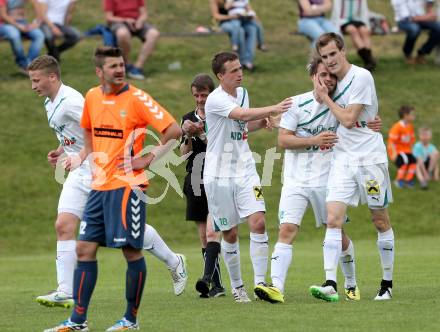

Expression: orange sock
xmin=405 ymin=163 xmax=416 ymax=181
xmin=397 ymin=164 xmax=408 ymax=181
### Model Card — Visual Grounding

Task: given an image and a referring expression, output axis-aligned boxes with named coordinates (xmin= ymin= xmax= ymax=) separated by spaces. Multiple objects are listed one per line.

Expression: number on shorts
xmin=79 ymin=221 xmax=87 ymax=235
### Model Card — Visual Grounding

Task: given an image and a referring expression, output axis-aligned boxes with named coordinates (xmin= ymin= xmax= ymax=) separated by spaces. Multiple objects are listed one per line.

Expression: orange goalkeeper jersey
xmin=81 ymin=84 xmax=176 ymax=191
xmin=387 ymin=120 xmax=415 ymax=158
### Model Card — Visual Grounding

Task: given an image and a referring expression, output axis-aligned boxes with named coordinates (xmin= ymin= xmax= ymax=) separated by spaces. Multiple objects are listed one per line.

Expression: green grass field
xmin=0 ymin=1 xmax=439 ymax=331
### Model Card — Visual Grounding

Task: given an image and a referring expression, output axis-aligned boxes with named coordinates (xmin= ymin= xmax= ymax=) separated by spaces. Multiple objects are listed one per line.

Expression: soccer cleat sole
xmin=309 ymin=286 xmax=339 ymax=302
xmin=36 ymin=298 xmax=74 ymax=309
xmin=254 ymin=286 xmax=284 ymax=304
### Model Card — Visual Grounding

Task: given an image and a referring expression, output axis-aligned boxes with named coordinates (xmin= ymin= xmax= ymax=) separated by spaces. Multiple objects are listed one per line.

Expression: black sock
xmin=324 ymin=279 xmax=337 ymax=291
xmin=124 ymin=258 xmax=147 ymax=324
xmin=381 ymin=279 xmax=393 ymax=289
xmin=357 ymin=48 xmax=369 ymax=65
xmin=203 ymin=242 xmax=222 ymax=288
xmin=71 ymin=261 xmax=98 ymax=324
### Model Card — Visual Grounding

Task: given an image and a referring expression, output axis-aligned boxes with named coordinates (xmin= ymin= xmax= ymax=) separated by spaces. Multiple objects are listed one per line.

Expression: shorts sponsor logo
xmin=94 ymin=127 xmax=123 ymax=139
xmin=366 ymin=179 xmax=380 ymax=196
xmin=114 ymin=237 xmax=127 ymax=242
xmin=253 ymin=186 xmax=264 ymax=200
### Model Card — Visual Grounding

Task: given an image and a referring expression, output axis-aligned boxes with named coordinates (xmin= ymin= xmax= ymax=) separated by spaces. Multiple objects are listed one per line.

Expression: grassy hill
xmin=0 ymin=0 xmax=439 ymax=255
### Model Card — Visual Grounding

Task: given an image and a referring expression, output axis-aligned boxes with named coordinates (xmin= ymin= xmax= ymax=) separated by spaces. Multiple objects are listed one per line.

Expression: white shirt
xmin=280 ymin=91 xmax=338 ymax=187
xmin=332 ymin=64 xmax=387 ymax=166
xmin=227 ymin=0 xmax=249 ymax=16
xmin=391 ymin=0 xmax=430 ymax=22
xmin=204 ymin=85 xmax=256 ymax=178
xmin=45 ymin=84 xmax=85 ymax=156
xmin=39 ymin=0 xmax=74 ymax=25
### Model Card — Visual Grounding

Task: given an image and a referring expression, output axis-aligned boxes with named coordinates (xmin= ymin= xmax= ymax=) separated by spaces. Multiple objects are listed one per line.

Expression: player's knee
xmin=371 ymin=211 xmax=391 ymax=232
xmin=122 ymin=246 xmax=143 ymax=261
xmin=249 ymin=213 xmax=266 ymax=233
xmin=55 ymin=217 xmax=76 ymax=239
xmin=223 ymin=228 xmax=238 ymax=243
xmin=278 ymin=224 xmax=298 ymax=244
xmin=326 ymin=213 xmax=342 ymax=228
xmin=76 ymin=242 xmax=96 ymax=260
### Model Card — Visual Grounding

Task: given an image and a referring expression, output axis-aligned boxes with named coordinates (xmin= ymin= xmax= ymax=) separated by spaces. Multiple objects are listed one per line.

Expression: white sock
xmin=143 ymin=224 xmax=179 ymax=269
xmin=221 ymin=239 xmax=243 ymax=289
xmin=339 ymin=240 xmax=356 ymax=288
xmin=56 ymin=240 xmax=77 ymax=296
xmin=323 ymin=228 xmax=342 ymax=282
xmin=270 ymin=242 xmax=292 ymax=293
xmin=250 ymin=232 xmax=269 ymax=285
xmin=377 ymin=228 xmax=394 ymax=281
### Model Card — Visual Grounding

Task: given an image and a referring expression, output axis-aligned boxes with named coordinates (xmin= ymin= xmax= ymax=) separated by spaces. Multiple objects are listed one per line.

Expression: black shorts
xmin=395 ymin=152 xmax=417 ymax=168
xmin=109 ymin=22 xmax=155 ymax=41
xmin=183 ymin=175 xmax=208 ymax=222
xmin=341 ymin=21 xmax=366 ymax=33
xmin=424 ymin=156 xmax=431 ymax=169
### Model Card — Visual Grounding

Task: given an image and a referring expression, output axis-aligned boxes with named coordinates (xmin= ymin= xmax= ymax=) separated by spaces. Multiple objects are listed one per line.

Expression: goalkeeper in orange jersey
xmin=387 ymin=105 xmax=416 ymax=188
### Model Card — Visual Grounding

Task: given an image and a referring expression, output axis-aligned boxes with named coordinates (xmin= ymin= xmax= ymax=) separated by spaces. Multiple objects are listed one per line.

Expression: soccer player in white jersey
xmin=204 ymin=52 xmax=291 ymax=302
xmin=310 ymin=33 xmax=395 ymax=302
xmin=28 ymin=55 xmax=187 ymax=309
xmin=254 ymin=56 xmax=382 ymax=304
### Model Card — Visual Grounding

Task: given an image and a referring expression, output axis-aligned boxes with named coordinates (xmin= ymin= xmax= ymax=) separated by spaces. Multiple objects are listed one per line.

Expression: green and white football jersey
xmin=280 ymin=91 xmax=338 ymax=187
xmin=204 ymin=85 xmax=256 ymax=178
xmin=44 ymin=84 xmax=85 ymax=156
xmin=333 ymin=65 xmax=387 ymax=166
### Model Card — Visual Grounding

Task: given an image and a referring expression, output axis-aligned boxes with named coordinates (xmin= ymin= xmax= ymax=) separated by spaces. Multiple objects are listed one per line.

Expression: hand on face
xmin=313 ymin=74 xmax=329 ymax=101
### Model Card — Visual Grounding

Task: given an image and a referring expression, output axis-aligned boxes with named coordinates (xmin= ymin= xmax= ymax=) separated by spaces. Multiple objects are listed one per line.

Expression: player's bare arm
xmin=228 ymin=97 xmax=292 ymax=122
xmin=314 ymin=75 xmax=363 ymax=129
xmin=278 ymin=128 xmax=338 ymax=150
xmin=118 ymin=122 xmax=182 ymax=171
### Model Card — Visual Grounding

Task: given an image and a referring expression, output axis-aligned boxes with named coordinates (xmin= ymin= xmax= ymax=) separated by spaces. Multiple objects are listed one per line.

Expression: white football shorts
xmin=278 ymin=185 xmax=327 ymax=227
xmin=204 ymin=173 xmax=266 ymax=232
xmin=326 ymin=162 xmax=393 ymax=209
xmin=58 ymin=165 xmax=92 ymax=218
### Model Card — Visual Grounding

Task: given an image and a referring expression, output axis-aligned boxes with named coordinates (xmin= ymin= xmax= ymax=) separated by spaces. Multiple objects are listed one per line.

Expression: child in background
xmin=225 ymin=0 xmax=267 ymax=51
xmin=413 ymin=127 xmax=439 ymax=189
xmin=388 ymin=105 xmax=416 ymax=188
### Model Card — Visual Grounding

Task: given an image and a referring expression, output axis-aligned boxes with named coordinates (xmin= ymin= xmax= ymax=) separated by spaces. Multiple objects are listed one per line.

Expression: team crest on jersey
xmin=366 ymin=180 xmax=380 ymax=195
xmin=120 ymin=110 xmax=127 ymax=118
xmin=253 ymin=186 xmax=264 ymax=200
xmin=235 ymin=119 xmax=247 ymax=131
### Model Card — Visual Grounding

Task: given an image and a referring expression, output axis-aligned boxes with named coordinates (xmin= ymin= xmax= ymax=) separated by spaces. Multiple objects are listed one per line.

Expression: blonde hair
xmin=28 ymin=55 xmax=61 ymax=78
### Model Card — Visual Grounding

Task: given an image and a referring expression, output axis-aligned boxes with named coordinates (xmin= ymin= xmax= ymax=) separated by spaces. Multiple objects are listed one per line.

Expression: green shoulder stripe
xmin=333 ymin=76 xmax=354 ymax=102
xmin=297 ymin=108 xmax=329 ymax=127
xmin=297 ymin=77 xmax=354 ymax=127
xmin=298 ymin=98 xmax=313 ymax=108
xmin=48 ymin=97 xmax=66 ymax=124
xmin=240 ymin=88 xmax=247 ymax=107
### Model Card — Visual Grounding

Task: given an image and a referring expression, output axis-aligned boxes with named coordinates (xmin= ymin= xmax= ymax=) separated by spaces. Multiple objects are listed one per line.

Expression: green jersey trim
xmin=298 ymin=98 xmax=313 ymax=108
xmin=297 ymin=77 xmax=354 ymax=127
xmin=48 ymin=97 xmax=66 ymax=125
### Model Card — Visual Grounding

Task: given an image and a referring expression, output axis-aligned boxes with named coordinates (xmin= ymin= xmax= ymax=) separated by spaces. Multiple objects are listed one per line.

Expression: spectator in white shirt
xmin=391 ymin=0 xmax=440 ymax=64
xmin=39 ymin=0 xmax=80 ymax=61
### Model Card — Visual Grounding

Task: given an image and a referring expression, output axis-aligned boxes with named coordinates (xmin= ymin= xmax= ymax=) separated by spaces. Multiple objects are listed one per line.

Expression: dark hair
xmin=191 ymin=73 xmax=215 ymax=92
xmin=316 ymin=33 xmax=345 ymax=55
xmin=94 ymin=46 xmax=123 ymax=68
xmin=211 ymin=52 xmax=239 ymax=77
xmin=307 ymin=55 xmax=324 ymax=76
xmin=28 ymin=55 xmax=61 ymax=78
xmin=398 ymin=105 xmax=414 ymax=119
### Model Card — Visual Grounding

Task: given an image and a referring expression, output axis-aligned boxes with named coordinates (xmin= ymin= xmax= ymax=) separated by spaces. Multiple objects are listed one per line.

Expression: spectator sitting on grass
xmin=210 ymin=0 xmax=257 ymax=71
xmin=331 ymin=0 xmax=376 ymax=71
xmin=224 ymin=0 xmax=267 ymax=52
xmin=413 ymin=126 xmax=439 ymax=189
xmin=39 ymin=0 xmax=81 ymax=62
xmin=387 ymin=105 xmax=417 ymax=189
xmin=391 ymin=0 xmax=440 ymax=65
xmin=297 ymin=0 xmax=338 ymax=47
xmin=104 ymin=0 xmax=160 ymax=80
xmin=0 ymin=0 xmax=44 ymax=74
